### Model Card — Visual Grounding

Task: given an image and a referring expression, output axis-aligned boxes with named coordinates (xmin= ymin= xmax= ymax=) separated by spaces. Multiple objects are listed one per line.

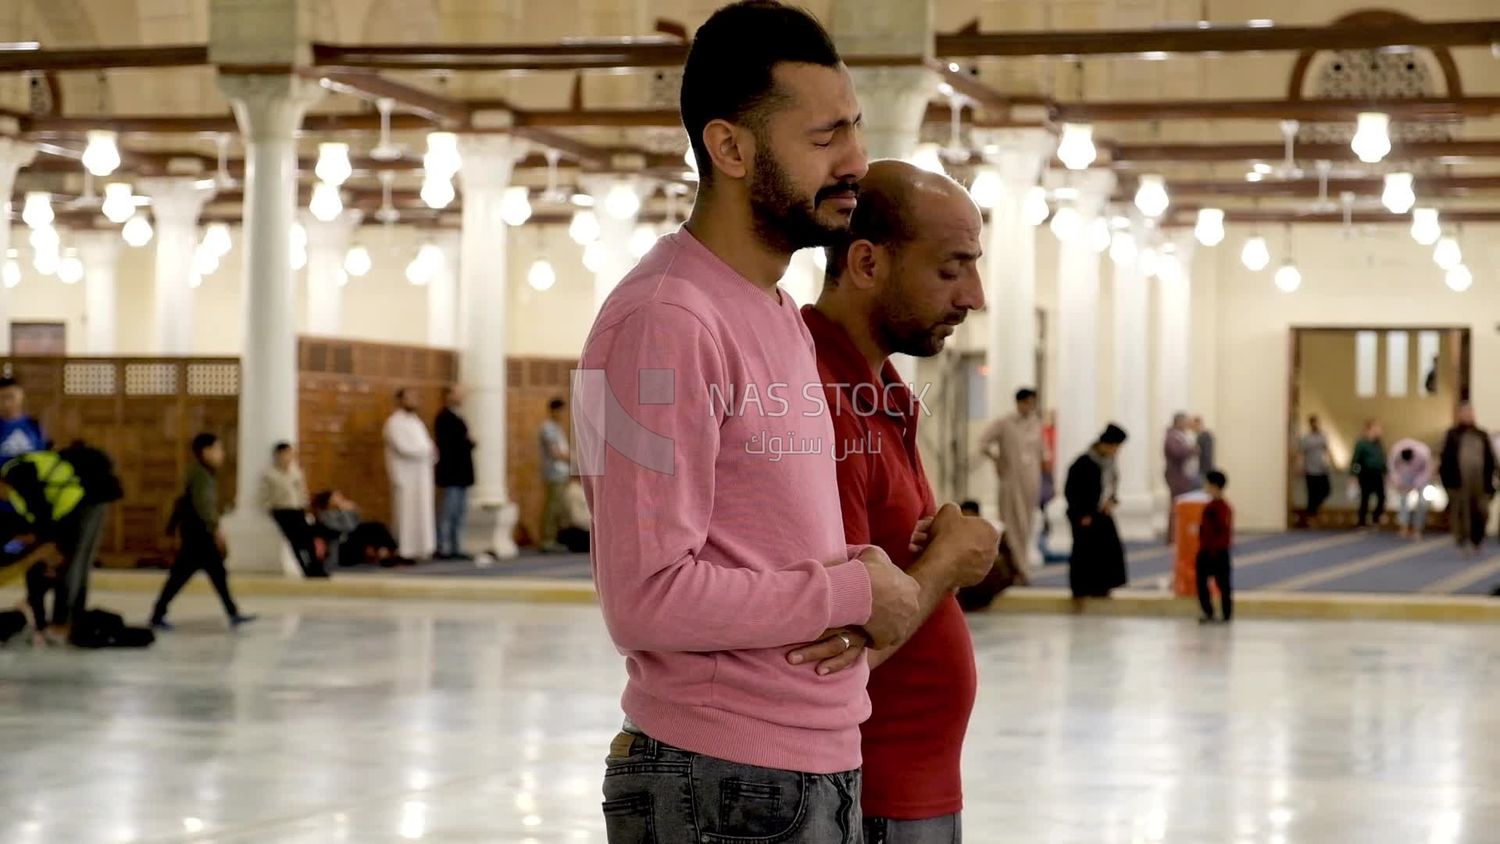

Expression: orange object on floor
xmin=1172 ymin=495 xmax=1211 ymax=597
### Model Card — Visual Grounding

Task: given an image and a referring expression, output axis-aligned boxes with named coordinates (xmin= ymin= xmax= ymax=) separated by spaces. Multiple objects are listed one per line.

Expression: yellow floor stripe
xmin=1420 ymin=554 xmax=1500 ymax=594
xmin=1259 ymin=538 xmax=1443 ymax=591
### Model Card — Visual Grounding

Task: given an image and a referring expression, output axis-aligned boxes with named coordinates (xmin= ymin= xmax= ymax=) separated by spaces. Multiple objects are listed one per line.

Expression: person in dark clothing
xmin=1439 ymin=402 xmax=1497 ymax=555
xmin=1197 ymin=470 xmax=1234 ymax=624
xmin=1065 ymin=424 xmax=1130 ymax=599
xmin=953 ymin=500 xmax=1025 ymax=611
xmin=434 ymin=385 xmax=476 ymax=560
xmin=313 ymin=489 xmax=403 ymax=568
xmin=1350 ymin=419 xmax=1388 ymax=529
xmin=150 ymin=433 xmax=255 ymax=630
xmin=0 ymin=444 xmax=120 ymax=638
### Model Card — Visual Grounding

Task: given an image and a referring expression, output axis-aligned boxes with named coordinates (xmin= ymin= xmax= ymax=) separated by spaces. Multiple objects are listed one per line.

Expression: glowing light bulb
xmin=423 ymin=132 xmax=461 ymax=179
xmin=420 ymin=176 xmax=455 ymax=210
xmin=202 ymin=222 xmax=232 ymax=258
xmin=1445 ymin=264 xmax=1473 ymax=292
xmin=343 ymin=245 xmax=372 ymax=277
xmin=1134 ymin=175 xmax=1169 ymax=218
xmin=1240 ymin=236 xmax=1270 ymax=272
xmin=1351 ymin=112 xmax=1391 ymax=164
xmin=1086 ymin=216 xmax=1111 ymax=253
xmin=603 ymin=182 xmax=641 ymax=220
xmin=568 ymin=210 xmax=600 ymax=245
xmin=1056 ymin=123 xmax=1097 ymax=170
xmin=1194 ymin=208 xmax=1225 ymax=247
xmin=527 ymin=259 xmax=557 ymax=291
xmin=629 ymin=224 xmax=658 ymax=258
xmin=122 ymin=213 xmax=153 ymax=247
xmin=1048 ymin=206 xmax=1082 ymax=241
xmin=315 ymin=142 xmax=352 ymax=186
xmin=1410 ymin=208 xmax=1440 ymax=246
xmin=909 ymin=143 xmax=946 ymax=175
xmin=1274 ymin=260 xmax=1302 ymax=292
xmin=1381 ymin=172 xmax=1415 ymax=214
xmin=22 ymin=192 xmax=53 ymax=228
xmin=310 ymin=181 xmax=343 ymax=221
xmin=1109 ymin=231 xmax=1137 ymax=266
xmin=102 ymin=182 xmax=136 ymax=224
xmin=500 ymin=186 xmax=532 ymax=227
xmin=1433 ymin=236 xmax=1462 ymax=271
xmin=81 ymin=130 xmax=120 ymax=177
xmin=1 ymin=260 xmax=19 ymax=288
xmin=582 ymin=241 xmax=607 ymax=273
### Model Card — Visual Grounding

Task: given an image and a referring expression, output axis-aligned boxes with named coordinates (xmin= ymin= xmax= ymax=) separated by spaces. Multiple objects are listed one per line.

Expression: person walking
xmin=979 ymin=388 xmax=1044 ymax=573
xmin=1440 ymin=402 xmax=1497 ymax=556
xmin=1298 ymin=415 xmax=1334 ymax=526
xmin=150 ymin=433 xmax=255 ymax=630
xmin=1351 ymin=419 xmax=1388 ymax=529
xmin=1066 ymin=424 xmax=1130 ymax=598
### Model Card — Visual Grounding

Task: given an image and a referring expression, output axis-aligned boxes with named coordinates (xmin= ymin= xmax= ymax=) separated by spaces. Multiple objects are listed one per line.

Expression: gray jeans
xmin=54 ymin=503 xmax=108 ymax=627
xmin=864 ymin=813 xmax=962 ymax=843
xmin=602 ymin=727 xmax=863 ymax=843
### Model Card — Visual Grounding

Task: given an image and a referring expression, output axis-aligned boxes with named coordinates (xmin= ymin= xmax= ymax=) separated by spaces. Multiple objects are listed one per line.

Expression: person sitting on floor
xmin=259 ymin=442 xmax=327 ymax=578
xmin=312 ymin=490 xmax=405 ymax=568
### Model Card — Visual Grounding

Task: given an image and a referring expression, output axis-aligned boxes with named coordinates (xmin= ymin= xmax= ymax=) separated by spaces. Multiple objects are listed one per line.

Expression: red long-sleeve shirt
xmin=1200 ymin=498 xmax=1234 ymax=554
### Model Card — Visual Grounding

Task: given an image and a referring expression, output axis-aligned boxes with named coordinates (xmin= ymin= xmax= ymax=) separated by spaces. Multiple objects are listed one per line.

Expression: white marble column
xmin=0 ymin=138 xmax=36 ymax=355
xmin=427 ymin=229 xmax=459 ymax=348
xmin=1053 ymin=170 xmax=1116 ymax=482
xmin=137 ymin=178 xmax=212 ymax=355
xmin=458 ymin=135 xmax=521 ymax=559
xmin=75 ymin=231 xmax=120 ymax=355
xmin=304 ymin=210 xmax=360 ymax=336
xmin=1154 ymin=231 xmax=1197 ymax=524
xmin=1111 ymin=220 xmax=1153 ymax=540
xmin=584 ymin=176 xmax=642 ymax=313
xmin=219 ymin=73 xmax=321 ymax=573
xmin=975 ymin=129 xmax=1053 ymax=420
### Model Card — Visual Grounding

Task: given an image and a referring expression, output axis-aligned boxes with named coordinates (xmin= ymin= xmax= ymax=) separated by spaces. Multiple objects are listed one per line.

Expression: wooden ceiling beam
xmin=935 ymin=19 xmax=1500 ymax=58
xmin=1110 ymin=139 xmax=1500 ymax=163
xmin=1058 ymin=96 xmax=1500 ymax=123
xmin=0 ymin=45 xmax=208 ymax=72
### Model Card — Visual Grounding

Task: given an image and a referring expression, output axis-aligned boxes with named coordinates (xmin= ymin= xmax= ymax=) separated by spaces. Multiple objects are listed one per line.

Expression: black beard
xmin=747 ymin=148 xmax=856 ymax=253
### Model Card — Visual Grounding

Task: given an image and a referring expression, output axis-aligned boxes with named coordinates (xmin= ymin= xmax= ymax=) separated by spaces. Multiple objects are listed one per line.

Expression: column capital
xmin=457 ymin=135 xmax=525 ymax=191
xmin=0 ymin=136 xmax=36 ymax=181
xmin=1070 ymin=169 xmax=1117 ymax=218
xmin=137 ymin=177 xmax=214 ymax=226
xmin=974 ymin=128 xmax=1054 ymax=187
xmin=219 ymin=74 xmax=323 ymax=143
xmin=301 ymin=210 xmax=362 ymax=251
xmin=848 ymin=66 xmax=940 ymax=161
xmin=72 ymin=229 xmax=122 ymax=265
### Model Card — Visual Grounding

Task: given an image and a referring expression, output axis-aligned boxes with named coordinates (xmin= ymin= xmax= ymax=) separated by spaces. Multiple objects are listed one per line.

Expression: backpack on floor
xmin=70 ymin=608 xmax=126 ymax=648
xmin=0 ymin=609 xmax=26 ymax=644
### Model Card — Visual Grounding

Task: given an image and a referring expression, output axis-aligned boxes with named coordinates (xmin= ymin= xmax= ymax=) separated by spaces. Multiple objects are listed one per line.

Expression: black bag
xmin=70 ymin=608 xmax=125 ymax=648
xmin=69 ymin=608 xmax=155 ymax=649
xmin=0 ymin=609 xmax=26 ymax=644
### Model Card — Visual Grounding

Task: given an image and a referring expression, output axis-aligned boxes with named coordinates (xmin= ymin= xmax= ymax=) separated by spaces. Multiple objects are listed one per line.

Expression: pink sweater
xmin=578 ymin=230 xmax=875 ymax=774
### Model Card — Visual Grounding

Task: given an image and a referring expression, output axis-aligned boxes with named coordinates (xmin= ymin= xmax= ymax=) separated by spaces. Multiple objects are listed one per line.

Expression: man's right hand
xmin=857 ymin=546 xmax=920 ymax=649
xmin=922 ymin=502 xmax=1001 ymax=588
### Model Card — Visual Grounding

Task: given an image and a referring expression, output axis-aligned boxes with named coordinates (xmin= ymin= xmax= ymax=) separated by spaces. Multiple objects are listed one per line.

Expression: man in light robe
xmin=383 ymin=388 xmax=436 ymax=561
xmin=1163 ymin=411 xmax=1200 ymax=542
xmin=979 ymin=388 xmax=1044 ymax=572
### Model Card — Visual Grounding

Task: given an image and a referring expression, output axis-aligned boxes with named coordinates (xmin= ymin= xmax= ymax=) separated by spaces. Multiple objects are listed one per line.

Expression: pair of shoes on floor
xmin=433 ymin=552 xmax=474 ymax=562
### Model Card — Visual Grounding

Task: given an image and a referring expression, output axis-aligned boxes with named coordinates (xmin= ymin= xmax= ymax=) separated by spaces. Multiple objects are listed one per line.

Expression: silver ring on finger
xmin=837 ymin=632 xmax=853 ymax=652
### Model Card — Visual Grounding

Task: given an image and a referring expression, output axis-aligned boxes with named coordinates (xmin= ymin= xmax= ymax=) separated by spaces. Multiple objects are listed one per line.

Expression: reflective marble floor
xmin=2 ymin=591 xmax=1498 ymax=843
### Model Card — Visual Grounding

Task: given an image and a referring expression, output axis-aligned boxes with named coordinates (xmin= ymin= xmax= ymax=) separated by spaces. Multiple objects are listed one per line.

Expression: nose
xmin=837 ymin=127 xmax=869 ymax=183
xmin=957 ymin=267 xmax=986 ymax=311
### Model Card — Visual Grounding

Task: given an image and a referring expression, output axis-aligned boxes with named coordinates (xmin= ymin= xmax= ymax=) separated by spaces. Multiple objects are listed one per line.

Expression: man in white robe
xmin=383 ymin=388 xmax=436 ymax=560
xmin=979 ymin=388 xmax=1044 ymax=571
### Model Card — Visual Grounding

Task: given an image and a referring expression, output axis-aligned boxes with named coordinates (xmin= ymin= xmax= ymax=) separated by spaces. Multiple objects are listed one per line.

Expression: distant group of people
xmin=1310 ymin=402 xmax=1499 ymax=556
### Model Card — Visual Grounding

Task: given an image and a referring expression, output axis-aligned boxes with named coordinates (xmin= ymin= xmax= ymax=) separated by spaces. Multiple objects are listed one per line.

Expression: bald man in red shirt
xmin=788 ymin=160 xmax=1000 ymax=843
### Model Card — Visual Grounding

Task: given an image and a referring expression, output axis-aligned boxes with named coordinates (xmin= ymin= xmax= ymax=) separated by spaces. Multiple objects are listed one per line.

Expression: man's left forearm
xmin=867 ymin=558 xmax=952 ymax=670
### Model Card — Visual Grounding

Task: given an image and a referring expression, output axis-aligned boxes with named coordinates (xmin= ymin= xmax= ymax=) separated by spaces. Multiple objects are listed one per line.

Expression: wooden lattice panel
xmin=0 ymin=357 xmax=240 ymax=566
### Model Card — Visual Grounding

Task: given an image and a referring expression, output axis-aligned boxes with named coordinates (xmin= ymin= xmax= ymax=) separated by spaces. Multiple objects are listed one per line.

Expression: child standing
xmin=1197 ymin=470 xmax=1234 ymax=624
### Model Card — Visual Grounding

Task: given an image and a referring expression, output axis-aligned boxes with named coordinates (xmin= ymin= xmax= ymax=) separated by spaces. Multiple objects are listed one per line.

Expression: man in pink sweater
xmin=578 ymin=2 xmax=922 ymax=841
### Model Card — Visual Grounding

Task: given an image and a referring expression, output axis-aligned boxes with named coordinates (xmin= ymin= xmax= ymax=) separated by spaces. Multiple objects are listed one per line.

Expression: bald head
xmin=825 ymin=160 xmax=977 ymax=281
xmin=821 ymin=159 xmax=985 ymax=357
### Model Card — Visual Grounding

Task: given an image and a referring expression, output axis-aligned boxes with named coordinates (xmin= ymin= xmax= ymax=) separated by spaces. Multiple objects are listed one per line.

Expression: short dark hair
xmin=1400 ymin=447 xmax=1415 ymax=461
xmin=395 ymin=388 xmax=409 ymax=402
xmin=548 ymin=398 xmax=565 ymax=412
xmin=0 ymin=377 xmax=17 ymax=390
xmin=959 ymin=500 xmax=981 ymax=516
xmin=312 ymin=490 xmax=334 ymax=510
xmin=191 ymin=432 xmax=219 ymax=457
xmin=272 ymin=441 xmax=293 ymax=456
xmin=681 ymin=1 xmax=841 ymax=187
xmin=1206 ymin=470 xmax=1227 ymax=488
xmin=825 ymin=180 xmax=917 ymax=282
xmin=1016 ymin=388 xmax=1037 ymax=403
